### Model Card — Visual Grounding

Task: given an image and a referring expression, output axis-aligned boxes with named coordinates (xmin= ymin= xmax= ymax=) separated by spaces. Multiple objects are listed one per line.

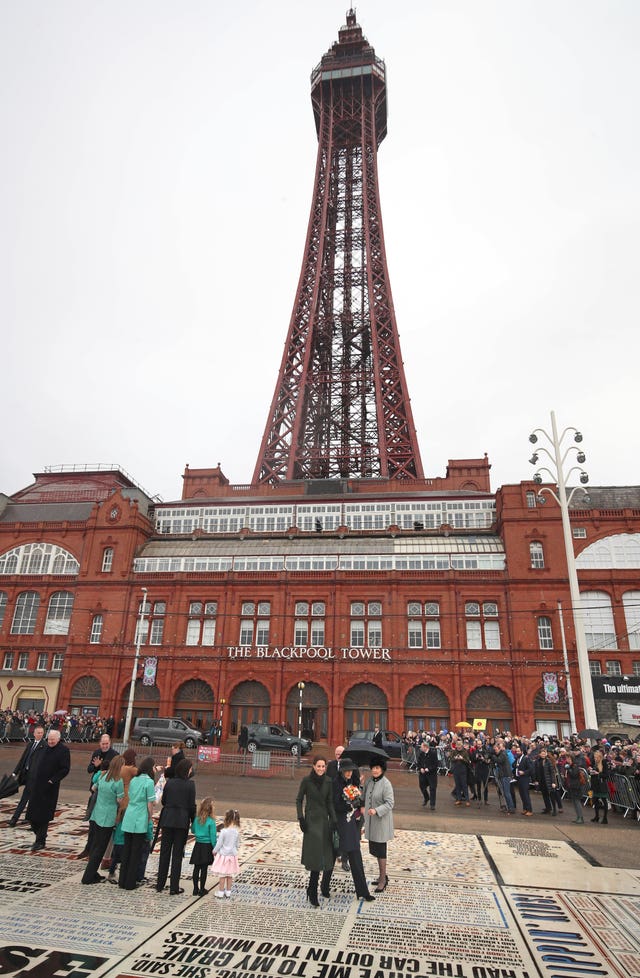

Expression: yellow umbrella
xmin=455 ymin=721 xmax=473 ymax=728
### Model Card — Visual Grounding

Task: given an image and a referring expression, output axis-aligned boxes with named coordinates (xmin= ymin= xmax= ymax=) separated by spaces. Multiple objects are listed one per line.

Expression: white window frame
xmin=90 ymin=614 xmax=103 ymax=644
xmin=581 ymin=591 xmax=617 ymax=650
xmin=530 ymin=541 xmax=545 ymax=569
xmin=11 ymin=591 xmax=40 ymax=635
xmin=37 ymin=653 xmax=48 ymax=671
xmin=408 ymin=620 xmax=423 ymax=649
xmin=101 ymin=547 xmax=114 ymax=573
xmin=623 ymin=592 xmax=640 ymax=651
xmin=537 ymin=616 xmax=553 ymax=650
xmin=239 ymin=620 xmax=254 ymax=646
xmin=44 ymin=591 xmax=74 ymax=635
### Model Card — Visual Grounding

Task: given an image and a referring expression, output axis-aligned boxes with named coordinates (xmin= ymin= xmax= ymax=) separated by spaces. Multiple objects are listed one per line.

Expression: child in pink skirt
xmin=212 ymin=808 xmax=241 ymax=898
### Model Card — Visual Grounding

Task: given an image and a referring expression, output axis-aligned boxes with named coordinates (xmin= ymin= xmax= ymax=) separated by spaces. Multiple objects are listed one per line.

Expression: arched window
xmin=52 ymin=553 xmax=67 ymax=574
xmin=27 ymin=547 xmax=45 ymax=574
xmin=11 ymin=592 xmax=40 ymax=635
xmin=581 ymin=591 xmax=617 ymax=650
xmin=623 ymin=591 xmax=640 ymax=650
xmin=576 ymin=533 xmax=640 ymax=569
xmin=101 ymin=548 xmax=114 ymax=573
xmin=0 ymin=591 xmax=7 ymax=631
xmin=90 ymin=614 xmax=104 ymax=644
xmin=537 ymin=616 xmax=553 ymax=649
xmin=530 ymin=541 xmax=545 ymax=569
xmin=44 ymin=591 xmax=74 ymax=635
xmin=0 ymin=543 xmax=79 ymax=576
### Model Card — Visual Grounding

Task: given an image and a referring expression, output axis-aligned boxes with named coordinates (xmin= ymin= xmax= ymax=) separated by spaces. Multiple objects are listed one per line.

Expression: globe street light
xmin=528 ymin=410 xmax=598 ymax=729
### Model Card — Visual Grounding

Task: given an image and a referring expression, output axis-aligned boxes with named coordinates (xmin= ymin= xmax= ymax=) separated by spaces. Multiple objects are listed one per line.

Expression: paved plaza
xmin=1 ymin=748 xmax=639 ymax=978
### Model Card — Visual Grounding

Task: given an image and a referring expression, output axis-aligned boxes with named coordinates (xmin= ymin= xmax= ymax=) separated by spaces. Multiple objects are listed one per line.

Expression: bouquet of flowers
xmin=343 ymin=783 xmax=361 ymax=821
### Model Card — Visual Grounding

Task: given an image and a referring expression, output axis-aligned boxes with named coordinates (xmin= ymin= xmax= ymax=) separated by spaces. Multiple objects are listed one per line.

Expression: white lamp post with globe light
xmin=528 ymin=410 xmax=598 ymax=730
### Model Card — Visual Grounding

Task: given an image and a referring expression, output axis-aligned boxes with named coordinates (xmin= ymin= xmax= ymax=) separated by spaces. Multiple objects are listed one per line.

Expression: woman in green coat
xmin=296 ymin=756 xmax=337 ymax=907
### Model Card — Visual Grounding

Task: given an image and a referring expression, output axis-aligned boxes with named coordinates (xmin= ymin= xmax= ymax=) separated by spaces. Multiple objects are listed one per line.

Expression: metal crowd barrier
xmin=400 ymin=743 xmax=417 ymax=771
xmin=437 ymin=747 xmax=451 ymax=775
xmin=608 ymin=773 xmax=640 ymax=820
xmin=110 ymin=746 xmax=300 ymax=779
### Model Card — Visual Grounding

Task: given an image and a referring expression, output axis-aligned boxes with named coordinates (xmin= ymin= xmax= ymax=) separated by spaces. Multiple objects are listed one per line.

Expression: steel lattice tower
xmin=253 ymin=11 xmax=424 ymax=486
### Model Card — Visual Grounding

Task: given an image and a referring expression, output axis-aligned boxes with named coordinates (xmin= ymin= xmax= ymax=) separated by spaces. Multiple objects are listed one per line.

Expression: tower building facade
xmin=1 ymin=14 xmax=640 ymax=743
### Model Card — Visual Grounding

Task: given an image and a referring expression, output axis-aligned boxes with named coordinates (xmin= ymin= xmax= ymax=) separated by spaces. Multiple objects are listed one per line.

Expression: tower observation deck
xmin=253 ymin=10 xmax=424 ymax=486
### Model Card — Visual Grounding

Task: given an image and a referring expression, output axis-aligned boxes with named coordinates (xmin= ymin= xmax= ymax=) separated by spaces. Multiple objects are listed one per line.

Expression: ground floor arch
xmin=120 ymin=680 xmax=160 ymax=722
xmin=466 ymin=685 xmax=512 ymax=735
xmin=533 ymin=688 xmax=572 ymax=738
xmin=344 ymin=682 xmax=388 ymax=739
xmin=70 ymin=675 xmax=101 ymax=715
xmin=404 ymin=683 xmax=450 ymax=733
xmin=175 ymin=678 xmax=215 ymax=730
xmin=228 ymin=680 xmax=270 ymax=735
xmin=284 ymin=680 xmax=328 ymax=740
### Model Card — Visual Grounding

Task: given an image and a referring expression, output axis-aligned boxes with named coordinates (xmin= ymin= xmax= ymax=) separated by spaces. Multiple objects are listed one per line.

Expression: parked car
xmin=133 ymin=716 xmax=204 ymax=749
xmin=347 ymin=729 xmax=403 ymax=758
xmin=246 ymin=722 xmax=312 ymax=756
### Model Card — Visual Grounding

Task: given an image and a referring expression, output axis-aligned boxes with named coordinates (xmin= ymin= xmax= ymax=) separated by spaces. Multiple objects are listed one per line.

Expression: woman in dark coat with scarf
xmin=296 ymin=756 xmax=336 ymax=907
xmin=331 ymin=758 xmax=375 ymax=901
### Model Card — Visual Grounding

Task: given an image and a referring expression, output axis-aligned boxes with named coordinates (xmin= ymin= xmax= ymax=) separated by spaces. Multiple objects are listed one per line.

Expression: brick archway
xmin=466 ymin=685 xmax=512 ymax=735
xmin=228 ymin=680 xmax=270 ymax=735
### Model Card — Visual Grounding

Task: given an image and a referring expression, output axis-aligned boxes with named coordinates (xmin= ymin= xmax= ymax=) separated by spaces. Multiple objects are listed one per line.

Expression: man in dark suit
xmin=26 ymin=729 xmax=71 ymax=851
xmin=8 ymin=724 xmax=47 ymax=826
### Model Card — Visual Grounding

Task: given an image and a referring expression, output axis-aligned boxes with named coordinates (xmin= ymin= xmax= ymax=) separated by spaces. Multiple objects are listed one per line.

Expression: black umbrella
xmin=342 ymin=744 xmax=390 ymax=767
xmin=0 ymin=773 xmax=20 ymax=800
xmin=577 ymin=728 xmax=603 ymax=740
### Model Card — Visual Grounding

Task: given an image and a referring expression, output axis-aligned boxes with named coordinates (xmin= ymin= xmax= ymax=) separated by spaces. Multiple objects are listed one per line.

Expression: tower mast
xmin=253 ymin=10 xmax=424 ymax=486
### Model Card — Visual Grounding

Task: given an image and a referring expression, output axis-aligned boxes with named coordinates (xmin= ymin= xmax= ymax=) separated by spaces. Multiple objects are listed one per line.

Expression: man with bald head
xmin=26 ymin=729 xmax=71 ymax=851
xmin=326 ymin=745 xmax=346 ymax=780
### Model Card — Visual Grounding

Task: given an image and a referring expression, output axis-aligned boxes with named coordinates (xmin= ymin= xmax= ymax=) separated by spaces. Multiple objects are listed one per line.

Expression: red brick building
xmin=2 ymin=16 xmax=639 ymax=743
xmin=2 ymin=462 xmax=639 ymax=743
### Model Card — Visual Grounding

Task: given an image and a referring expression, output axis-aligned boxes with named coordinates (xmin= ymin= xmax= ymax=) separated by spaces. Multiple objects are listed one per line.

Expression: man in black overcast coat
xmin=26 ymin=729 xmax=71 ymax=851
xmin=8 ymin=723 xmax=47 ymax=826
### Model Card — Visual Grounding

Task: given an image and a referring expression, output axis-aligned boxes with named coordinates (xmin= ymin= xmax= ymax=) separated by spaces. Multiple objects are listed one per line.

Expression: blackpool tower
xmin=253 ymin=11 xmax=424 ymax=486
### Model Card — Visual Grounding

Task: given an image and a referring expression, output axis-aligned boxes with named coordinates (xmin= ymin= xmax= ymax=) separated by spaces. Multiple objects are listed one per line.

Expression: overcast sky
xmin=1 ymin=1 xmax=638 ymax=502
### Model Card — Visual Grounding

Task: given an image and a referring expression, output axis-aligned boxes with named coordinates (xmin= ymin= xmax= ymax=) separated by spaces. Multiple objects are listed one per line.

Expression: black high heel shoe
xmin=306 ymin=887 xmax=319 ymax=908
xmin=374 ymin=876 xmax=389 ymax=893
xmin=359 ymin=893 xmax=375 ymax=902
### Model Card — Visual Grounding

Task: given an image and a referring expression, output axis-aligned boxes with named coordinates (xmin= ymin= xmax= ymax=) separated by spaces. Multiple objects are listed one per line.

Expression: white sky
xmin=1 ymin=1 xmax=638 ymax=502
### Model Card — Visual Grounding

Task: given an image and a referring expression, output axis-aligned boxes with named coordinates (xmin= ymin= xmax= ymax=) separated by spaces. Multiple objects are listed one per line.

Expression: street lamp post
xmin=557 ymin=601 xmax=577 ymax=733
xmin=218 ymin=698 xmax=226 ymax=747
xmin=122 ymin=587 xmax=148 ymax=749
xmin=297 ymin=682 xmax=305 ymax=765
xmin=528 ymin=410 xmax=598 ymax=729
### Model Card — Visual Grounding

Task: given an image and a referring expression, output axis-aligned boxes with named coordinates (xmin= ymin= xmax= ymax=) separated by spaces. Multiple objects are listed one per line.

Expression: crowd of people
xmin=403 ymin=728 xmax=640 ymax=820
xmin=3 ymin=720 xmax=639 ymax=903
xmin=6 ymin=732 xmax=243 ymax=898
xmin=0 ymin=709 xmax=122 ymax=743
